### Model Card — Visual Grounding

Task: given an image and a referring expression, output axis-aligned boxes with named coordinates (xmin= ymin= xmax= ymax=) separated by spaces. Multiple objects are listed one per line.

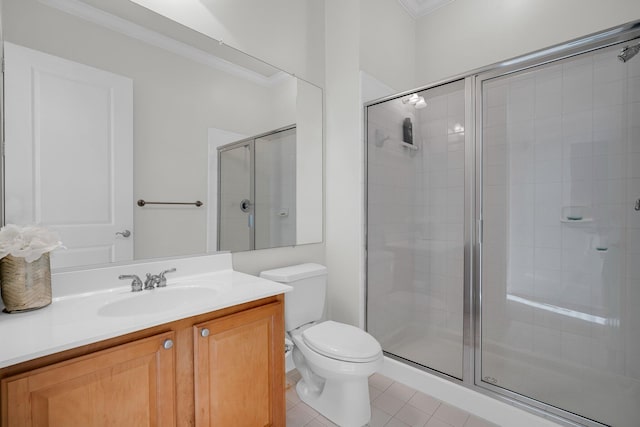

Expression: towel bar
xmin=137 ymin=199 xmax=203 ymax=207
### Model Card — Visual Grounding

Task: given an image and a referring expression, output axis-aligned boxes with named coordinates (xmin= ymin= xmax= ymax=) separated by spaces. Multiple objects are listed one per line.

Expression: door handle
xmin=115 ymin=230 xmax=131 ymax=238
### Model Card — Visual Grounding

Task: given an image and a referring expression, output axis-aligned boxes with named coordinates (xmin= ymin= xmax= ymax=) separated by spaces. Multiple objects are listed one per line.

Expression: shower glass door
xmin=254 ymin=127 xmax=297 ymax=250
xmin=218 ymin=142 xmax=253 ymax=252
xmin=479 ymin=40 xmax=640 ymax=427
xmin=366 ymin=80 xmax=466 ymax=379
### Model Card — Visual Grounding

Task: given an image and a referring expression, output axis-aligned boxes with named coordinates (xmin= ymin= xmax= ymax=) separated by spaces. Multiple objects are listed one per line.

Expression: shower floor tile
xmin=285 ymin=370 xmax=498 ymax=427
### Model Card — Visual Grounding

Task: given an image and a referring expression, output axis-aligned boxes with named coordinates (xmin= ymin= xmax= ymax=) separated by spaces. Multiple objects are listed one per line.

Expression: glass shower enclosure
xmin=365 ymin=25 xmax=640 ymax=427
xmin=478 ymin=39 xmax=640 ymax=427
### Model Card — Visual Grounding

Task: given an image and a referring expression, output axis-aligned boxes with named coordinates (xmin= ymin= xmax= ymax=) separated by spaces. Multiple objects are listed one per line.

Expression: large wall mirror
xmin=1 ymin=0 xmax=323 ymax=270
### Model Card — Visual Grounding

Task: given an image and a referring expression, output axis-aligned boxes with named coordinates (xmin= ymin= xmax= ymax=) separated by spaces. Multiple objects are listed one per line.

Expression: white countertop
xmin=0 ymin=254 xmax=291 ymax=369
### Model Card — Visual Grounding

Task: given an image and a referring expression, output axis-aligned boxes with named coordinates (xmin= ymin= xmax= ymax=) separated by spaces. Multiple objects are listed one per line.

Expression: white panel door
xmin=4 ymin=42 xmax=134 ymax=269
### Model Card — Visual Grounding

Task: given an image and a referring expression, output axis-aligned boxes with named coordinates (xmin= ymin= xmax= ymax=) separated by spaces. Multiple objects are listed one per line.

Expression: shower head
xmin=618 ymin=43 xmax=640 ymax=63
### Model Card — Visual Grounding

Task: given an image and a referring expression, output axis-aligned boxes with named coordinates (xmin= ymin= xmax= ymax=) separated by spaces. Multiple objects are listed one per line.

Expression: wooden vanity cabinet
xmin=194 ymin=302 xmax=284 ymax=427
xmin=0 ymin=295 xmax=285 ymax=427
xmin=2 ymin=332 xmax=176 ymax=427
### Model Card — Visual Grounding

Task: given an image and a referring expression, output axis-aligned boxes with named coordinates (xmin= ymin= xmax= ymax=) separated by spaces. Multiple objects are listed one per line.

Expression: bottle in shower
xmin=403 ymin=117 xmax=413 ymax=145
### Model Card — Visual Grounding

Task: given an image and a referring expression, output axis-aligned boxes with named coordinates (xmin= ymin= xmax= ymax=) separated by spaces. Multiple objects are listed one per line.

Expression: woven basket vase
xmin=0 ymin=253 xmax=52 ymax=313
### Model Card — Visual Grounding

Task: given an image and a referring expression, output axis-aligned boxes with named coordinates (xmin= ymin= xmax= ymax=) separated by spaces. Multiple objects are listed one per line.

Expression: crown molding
xmin=39 ymin=0 xmax=288 ymax=87
xmin=397 ymin=0 xmax=455 ymax=19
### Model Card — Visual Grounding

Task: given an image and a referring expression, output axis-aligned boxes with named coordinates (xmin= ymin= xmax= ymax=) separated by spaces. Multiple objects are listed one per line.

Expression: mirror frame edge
xmin=1 ymin=0 xmax=5 ymax=228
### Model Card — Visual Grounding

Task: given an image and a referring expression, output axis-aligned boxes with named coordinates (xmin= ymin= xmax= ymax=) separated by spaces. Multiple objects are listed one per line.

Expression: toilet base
xmin=296 ymin=376 xmax=372 ymax=427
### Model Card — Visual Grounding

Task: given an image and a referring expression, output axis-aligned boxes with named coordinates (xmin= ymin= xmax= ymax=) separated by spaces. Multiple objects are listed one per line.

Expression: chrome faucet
xmin=144 ymin=273 xmax=162 ymax=290
xmin=157 ymin=268 xmax=176 ymax=287
xmin=119 ymin=268 xmax=176 ymax=292
xmin=119 ymin=274 xmax=143 ymax=292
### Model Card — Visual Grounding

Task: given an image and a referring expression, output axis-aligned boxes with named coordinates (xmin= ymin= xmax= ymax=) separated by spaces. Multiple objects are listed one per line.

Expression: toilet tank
xmin=260 ymin=263 xmax=327 ymax=331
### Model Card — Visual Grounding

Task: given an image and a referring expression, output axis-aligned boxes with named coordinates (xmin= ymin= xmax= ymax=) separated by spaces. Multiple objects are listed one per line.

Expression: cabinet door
xmin=2 ymin=332 xmax=176 ymax=427
xmin=194 ymin=302 xmax=284 ymax=427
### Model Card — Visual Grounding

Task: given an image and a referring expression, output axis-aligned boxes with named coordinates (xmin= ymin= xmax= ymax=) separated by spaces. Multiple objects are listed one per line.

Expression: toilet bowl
xmin=289 ymin=321 xmax=383 ymax=426
xmin=260 ymin=264 xmax=383 ymax=427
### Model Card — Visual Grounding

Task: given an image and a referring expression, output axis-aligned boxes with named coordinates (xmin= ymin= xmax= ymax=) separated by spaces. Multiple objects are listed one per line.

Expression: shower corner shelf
xmin=374 ymin=130 xmax=419 ymax=151
xmin=560 ymin=217 xmax=593 ymax=224
xmin=400 ymin=141 xmax=419 ymax=151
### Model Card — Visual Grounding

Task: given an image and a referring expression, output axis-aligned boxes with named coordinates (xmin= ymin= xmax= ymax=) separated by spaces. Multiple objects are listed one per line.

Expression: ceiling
xmin=397 ymin=0 xmax=455 ymax=18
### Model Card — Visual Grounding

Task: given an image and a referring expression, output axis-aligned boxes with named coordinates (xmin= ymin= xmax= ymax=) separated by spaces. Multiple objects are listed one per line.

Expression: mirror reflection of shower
xmin=217 ymin=126 xmax=297 ymax=252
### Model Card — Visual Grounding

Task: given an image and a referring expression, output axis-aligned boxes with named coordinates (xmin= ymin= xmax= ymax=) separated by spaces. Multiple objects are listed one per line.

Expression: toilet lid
xmin=302 ymin=321 xmax=381 ymax=363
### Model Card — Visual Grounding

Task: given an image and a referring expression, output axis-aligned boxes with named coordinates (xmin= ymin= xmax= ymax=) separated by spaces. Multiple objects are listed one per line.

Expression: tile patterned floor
xmin=285 ymin=370 xmax=498 ymax=427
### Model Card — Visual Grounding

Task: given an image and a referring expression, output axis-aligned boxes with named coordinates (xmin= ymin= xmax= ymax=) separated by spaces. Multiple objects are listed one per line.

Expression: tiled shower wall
xmin=367 ymin=98 xmax=420 ymax=341
xmin=367 ymin=81 xmax=465 ymax=378
xmin=482 ymin=49 xmax=640 ymax=372
xmin=414 ymin=83 xmax=465 ymax=343
xmin=481 ymin=45 xmax=640 ymax=426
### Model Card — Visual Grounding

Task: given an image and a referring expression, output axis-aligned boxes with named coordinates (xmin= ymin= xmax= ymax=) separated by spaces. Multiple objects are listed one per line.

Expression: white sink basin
xmin=98 ymin=286 xmax=218 ymax=317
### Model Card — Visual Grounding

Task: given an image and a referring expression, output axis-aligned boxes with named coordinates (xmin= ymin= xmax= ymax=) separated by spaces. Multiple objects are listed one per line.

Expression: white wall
xmin=325 ymin=0 xmax=363 ymax=326
xmin=296 ymin=80 xmax=324 ymax=245
xmin=415 ymin=0 xmax=640 ymax=85
xmin=324 ymin=0 xmax=419 ymax=326
xmin=359 ymin=0 xmax=417 ymax=92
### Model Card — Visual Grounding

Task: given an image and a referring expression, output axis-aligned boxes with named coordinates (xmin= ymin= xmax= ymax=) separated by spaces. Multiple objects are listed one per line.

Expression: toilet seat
xmin=302 ymin=321 xmax=382 ymax=363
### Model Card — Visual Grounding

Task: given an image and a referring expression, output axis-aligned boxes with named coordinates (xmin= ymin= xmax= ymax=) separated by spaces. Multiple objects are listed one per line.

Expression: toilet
xmin=260 ymin=263 xmax=383 ymax=427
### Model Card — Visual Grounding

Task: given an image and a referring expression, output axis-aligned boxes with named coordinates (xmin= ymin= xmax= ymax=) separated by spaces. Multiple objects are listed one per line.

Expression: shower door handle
xmin=635 ymin=198 xmax=640 ymax=211
xmin=240 ymin=199 xmax=252 ymax=212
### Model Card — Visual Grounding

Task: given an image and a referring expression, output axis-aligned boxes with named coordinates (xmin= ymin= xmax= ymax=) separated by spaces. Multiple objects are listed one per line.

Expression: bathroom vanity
xmin=0 ymin=254 xmax=290 ymax=426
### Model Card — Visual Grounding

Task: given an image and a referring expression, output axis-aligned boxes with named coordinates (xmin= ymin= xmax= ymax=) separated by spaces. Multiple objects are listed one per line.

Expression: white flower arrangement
xmin=0 ymin=224 xmax=63 ymax=263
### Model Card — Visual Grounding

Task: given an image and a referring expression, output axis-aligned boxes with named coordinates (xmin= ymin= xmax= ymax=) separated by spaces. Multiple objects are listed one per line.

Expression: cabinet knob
xmin=200 ymin=328 xmax=210 ymax=338
xmin=163 ymin=339 xmax=174 ymax=350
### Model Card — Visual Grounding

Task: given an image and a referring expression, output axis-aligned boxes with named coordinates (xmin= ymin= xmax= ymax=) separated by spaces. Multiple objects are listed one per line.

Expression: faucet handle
xmin=158 ymin=268 xmax=176 ymax=288
xmin=119 ymin=274 xmax=143 ymax=292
